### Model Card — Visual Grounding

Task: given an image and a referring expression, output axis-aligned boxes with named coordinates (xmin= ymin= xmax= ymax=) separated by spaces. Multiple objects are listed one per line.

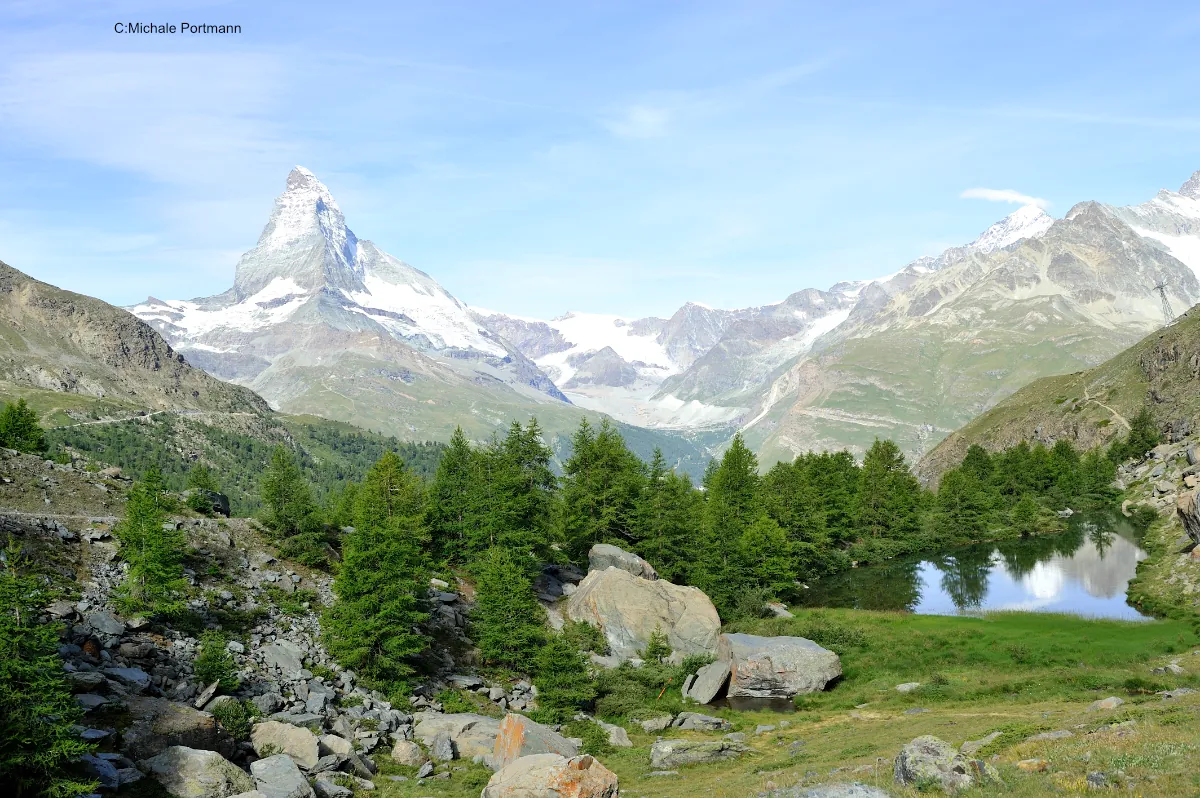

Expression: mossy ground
xmin=375 ymin=610 xmax=1200 ymax=797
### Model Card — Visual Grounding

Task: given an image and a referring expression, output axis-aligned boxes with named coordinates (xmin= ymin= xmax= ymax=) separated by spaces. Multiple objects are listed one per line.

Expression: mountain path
xmin=1083 ymin=385 xmax=1131 ymax=431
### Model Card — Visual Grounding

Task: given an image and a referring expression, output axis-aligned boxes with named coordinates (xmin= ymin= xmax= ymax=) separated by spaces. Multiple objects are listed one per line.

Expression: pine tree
xmin=931 ymin=468 xmax=992 ymax=542
xmin=855 ymin=439 xmax=922 ymax=541
xmin=632 ymin=453 xmax=698 ymax=582
xmin=532 ymin=635 xmax=596 ymax=722
xmin=324 ymin=452 xmax=430 ymax=695
xmin=471 ymin=420 xmax=558 ymax=562
xmin=762 ymin=460 xmax=827 ymax=551
xmin=114 ymin=477 xmax=188 ymax=617
xmin=695 ymin=434 xmax=760 ymax=610
xmin=560 ymin=418 xmax=645 ymax=559
xmin=1011 ymin=493 xmax=1040 ymax=536
xmin=0 ymin=399 xmax=46 ymax=454
xmin=0 ymin=544 xmax=96 ymax=797
xmin=425 ymin=427 xmax=478 ymax=562
xmin=470 ymin=546 xmax=546 ymax=668
xmin=260 ymin=445 xmax=316 ymax=537
xmin=737 ymin=515 xmax=795 ymax=597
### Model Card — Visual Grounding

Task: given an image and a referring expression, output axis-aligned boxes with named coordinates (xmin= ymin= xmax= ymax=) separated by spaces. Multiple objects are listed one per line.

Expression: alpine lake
xmin=794 ymin=513 xmax=1152 ymax=621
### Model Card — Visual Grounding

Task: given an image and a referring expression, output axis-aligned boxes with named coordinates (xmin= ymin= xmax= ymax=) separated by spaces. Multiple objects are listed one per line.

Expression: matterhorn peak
xmin=232 ymin=167 xmax=362 ymax=300
xmin=969 ymin=204 xmax=1053 ymax=254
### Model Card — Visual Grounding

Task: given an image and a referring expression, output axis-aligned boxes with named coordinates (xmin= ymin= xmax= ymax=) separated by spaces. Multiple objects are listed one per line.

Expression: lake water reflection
xmin=795 ymin=515 xmax=1151 ymax=620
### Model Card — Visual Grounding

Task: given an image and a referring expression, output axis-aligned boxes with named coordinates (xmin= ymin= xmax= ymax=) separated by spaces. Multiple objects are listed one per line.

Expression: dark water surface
xmin=795 ymin=515 xmax=1151 ymax=621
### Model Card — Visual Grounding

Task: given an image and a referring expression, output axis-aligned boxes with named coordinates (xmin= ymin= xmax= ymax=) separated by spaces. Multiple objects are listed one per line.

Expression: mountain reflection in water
xmin=795 ymin=515 xmax=1151 ymax=620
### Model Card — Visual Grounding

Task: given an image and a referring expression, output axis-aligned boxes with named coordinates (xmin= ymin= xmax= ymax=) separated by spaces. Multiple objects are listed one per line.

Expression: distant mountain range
xmin=124 ymin=166 xmax=1200 ymax=464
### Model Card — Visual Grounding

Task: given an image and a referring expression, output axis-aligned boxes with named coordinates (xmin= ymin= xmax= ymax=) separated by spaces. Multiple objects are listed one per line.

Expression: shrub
xmin=640 ymin=626 xmax=671 ymax=663
xmin=561 ymin=719 xmax=614 ymax=757
xmin=436 ymin=689 xmax=477 ymax=715
xmin=194 ymin=630 xmax=239 ymax=692
xmin=532 ymin=635 xmax=596 ymax=723
xmin=211 ymin=699 xmax=258 ymax=740
xmin=0 ymin=544 xmax=96 ymax=796
xmin=562 ymin=620 xmax=607 ymax=654
xmin=0 ymin=399 xmax=46 ymax=454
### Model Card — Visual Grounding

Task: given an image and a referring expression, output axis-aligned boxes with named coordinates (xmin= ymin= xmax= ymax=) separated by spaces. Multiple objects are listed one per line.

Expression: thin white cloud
xmin=603 ymin=104 xmax=672 ymax=139
xmin=960 ymin=187 xmax=1050 ymax=208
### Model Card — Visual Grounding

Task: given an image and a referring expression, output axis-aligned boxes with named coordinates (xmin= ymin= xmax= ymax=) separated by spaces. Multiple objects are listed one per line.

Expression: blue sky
xmin=2 ymin=1 xmax=1200 ymax=319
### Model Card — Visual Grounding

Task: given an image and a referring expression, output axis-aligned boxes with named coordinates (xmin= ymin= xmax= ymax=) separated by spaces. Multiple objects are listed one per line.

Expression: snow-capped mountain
xmin=129 ymin=165 xmax=1200 ymax=466
xmin=130 ymin=167 xmax=575 ymax=443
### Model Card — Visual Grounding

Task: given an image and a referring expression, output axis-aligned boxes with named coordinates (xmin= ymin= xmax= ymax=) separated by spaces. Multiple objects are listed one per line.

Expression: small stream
xmin=794 ymin=514 xmax=1151 ymax=621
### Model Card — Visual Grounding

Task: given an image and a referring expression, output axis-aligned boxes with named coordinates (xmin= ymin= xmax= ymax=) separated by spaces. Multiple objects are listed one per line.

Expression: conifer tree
xmin=325 ymin=452 xmax=430 ymax=695
xmin=470 ymin=420 xmax=558 ymax=562
xmin=114 ymin=475 xmax=188 ymax=617
xmin=0 ymin=544 xmax=96 ymax=798
xmin=470 ymin=546 xmax=546 ymax=668
xmin=532 ymin=634 xmax=596 ymax=722
xmin=931 ymin=468 xmax=992 ymax=542
xmin=260 ymin=445 xmax=316 ymax=536
xmin=855 ymin=439 xmax=922 ymax=541
xmin=633 ymin=452 xmax=698 ymax=582
xmin=560 ymin=418 xmax=645 ymax=558
xmin=0 ymin=399 xmax=46 ymax=454
xmin=1011 ymin=493 xmax=1040 ymax=537
xmin=425 ymin=427 xmax=478 ymax=562
xmin=695 ymin=434 xmax=760 ymax=610
xmin=737 ymin=515 xmax=795 ymax=597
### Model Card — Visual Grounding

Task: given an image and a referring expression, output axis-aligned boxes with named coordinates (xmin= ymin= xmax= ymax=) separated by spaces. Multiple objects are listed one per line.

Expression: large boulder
xmin=893 ymin=735 xmax=999 ymax=793
xmin=142 ymin=746 xmax=254 ymax=798
xmin=1178 ymin=490 xmax=1200 ymax=543
xmin=493 ymin=713 xmax=580 ymax=770
xmin=685 ymin=660 xmax=732 ymax=704
xmin=565 ymin=568 xmax=720 ymax=661
xmin=260 ymin=641 xmax=305 ymax=675
xmin=482 ymin=753 xmax=619 ymax=798
xmin=250 ymin=721 xmax=320 ymax=769
xmin=251 ymin=754 xmax=315 ymax=798
xmin=588 ymin=544 xmax=657 ymax=580
xmin=413 ymin=711 xmax=501 ymax=758
xmin=720 ymin=633 xmax=841 ymax=698
xmin=122 ymin=697 xmax=236 ymax=761
xmin=649 ymin=738 xmax=748 ymax=769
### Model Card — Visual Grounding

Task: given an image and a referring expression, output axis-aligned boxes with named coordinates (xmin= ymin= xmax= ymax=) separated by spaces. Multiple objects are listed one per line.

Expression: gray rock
xmin=313 ymin=780 xmax=352 ymax=798
xmin=430 ymin=730 xmax=456 ymax=761
xmin=261 ymin=641 xmax=305 ymax=675
xmin=317 ymin=734 xmax=353 ymax=758
xmin=76 ymin=693 xmax=108 ymax=711
xmin=390 ymin=740 xmax=427 ymax=766
xmin=588 ymin=543 xmax=658 ymax=579
xmin=960 ymin=731 xmax=1002 ymax=755
xmin=1088 ymin=696 xmax=1125 ymax=711
xmin=252 ymin=693 xmax=285 ymax=715
xmin=142 ymin=746 xmax=254 ymax=798
xmin=79 ymin=754 xmax=119 ymax=791
xmin=268 ymin=712 xmax=324 ymax=731
xmin=765 ymin=784 xmax=892 ymax=798
xmin=116 ymin=767 xmax=144 ymax=786
xmin=755 ymin=724 xmax=777 ymax=735
xmin=415 ymin=761 xmax=434 ymax=779
xmin=1159 ymin=687 xmax=1198 ymax=699
xmin=251 ymin=754 xmax=314 ymax=798
xmin=685 ymin=660 xmax=731 ymax=704
xmin=639 ymin=715 xmax=673 ymax=732
xmin=1087 ymin=771 xmax=1108 ymax=789
xmin=481 ymin=753 xmax=619 ymax=798
xmin=251 ymin=721 xmax=320 ymax=769
xmin=85 ymin=610 xmax=125 ymax=636
xmin=672 ymin=711 xmax=731 ymax=731
xmin=1025 ymin=729 xmax=1073 ymax=742
xmin=594 ymin=719 xmax=632 ymax=748
xmin=649 ymin=739 xmax=748 ymax=769
xmin=67 ymin=671 xmax=108 ymax=693
xmin=719 ymin=633 xmax=841 ymax=697
xmin=564 ymin=567 xmax=720 ymax=661
xmin=895 ymin=682 xmax=921 ymax=693
xmin=193 ymin=681 xmax=220 ymax=709
xmin=893 ymin=735 xmax=999 ymax=793
xmin=492 ymin=713 xmax=580 ymax=770
xmin=121 ymin=697 xmax=235 ymax=761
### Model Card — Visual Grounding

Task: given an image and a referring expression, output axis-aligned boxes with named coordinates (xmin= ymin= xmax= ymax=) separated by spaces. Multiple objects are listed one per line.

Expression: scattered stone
xmin=594 ymin=719 xmax=632 ymax=748
xmin=482 ymin=753 xmax=619 ymax=798
xmin=1087 ymin=771 xmax=1108 ymax=789
xmin=251 ymin=753 xmax=314 ymax=798
xmin=756 ymin=724 xmax=777 ymax=735
xmin=1026 ymin=729 xmax=1074 ymax=742
xmin=639 ymin=715 xmax=673 ymax=732
xmin=492 ymin=712 xmax=579 ymax=770
xmin=895 ymin=682 xmax=921 ymax=693
xmin=725 ymin=732 xmax=747 ymax=742
xmin=650 ymin=739 xmax=748 ymax=769
xmin=312 ymin=780 xmax=352 ymax=798
xmin=391 ymin=740 xmax=427 ymax=766
xmin=318 ymin=734 xmax=353 ymax=758
xmin=251 ymin=721 xmax=320 ymax=769
xmin=260 ymin=641 xmax=305 ymax=675
xmin=430 ymin=731 xmax=456 ymax=761
xmin=764 ymin=784 xmax=892 ymax=798
xmin=122 ymin=697 xmax=236 ymax=761
xmin=1159 ymin=687 xmax=1197 ymax=699
xmin=76 ymin=693 xmax=108 ymax=711
xmin=193 ymin=681 xmax=220 ymax=709
xmin=893 ymin=735 xmax=999 ymax=793
xmin=672 ymin=711 xmax=731 ymax=731
xmin=647 ymin=770 xmax=679 ymax=777
xmin=685 ymin=659 xmax=732 ymax=704
xmin=143 ymin=746 xmax=254 ymax=798
xmin=1088 ymin=697 xmax=1125 ymax=712
xmin=85 ymin=610 xmax=125 ymax=637
xmin=960 ymin=731 xmax=1002 ymax=756
xmin=79 ymin=754 xmax=119 ymax=791
xmin=415 ymin=761 xmax=434 ymax=779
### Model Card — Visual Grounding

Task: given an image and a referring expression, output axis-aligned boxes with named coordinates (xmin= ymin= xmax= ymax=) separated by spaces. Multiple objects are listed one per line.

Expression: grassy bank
xmin=375 ymin=610 xmax=1200 ymax=797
